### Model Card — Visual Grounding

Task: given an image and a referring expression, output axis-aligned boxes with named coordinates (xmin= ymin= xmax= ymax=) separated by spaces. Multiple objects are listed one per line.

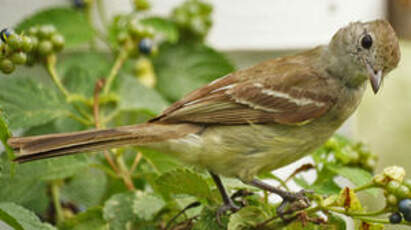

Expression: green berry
xmin=387 ymin=193 xmax=398 ymax=206
xmin=128 ymin=20 xmax=145 ymax=37
xmin=7 ymin=34 xmax=23 ymax=50
xmin=51 ymin=34 xmax=64 ymax=52
xmin=0 ymin=58 xmax=15 ymax=74
xmin=396 ymin=185 xmax=410 ymax=199
xmin=21 ymin=36 xmax=33 ymax=52
xmin=28 ymin=27 xmax=39 ymax=36
xmin=133 ymin=0 xmax=150 ymax=11
xmin=11 ymin=52 xmax=27 ymax=65
xmin=30 ymin=36 xmax=39 ymax=50
xmin=38 ymin=40 xmax=53 ymax=56
xmin=404 ymin=179 xmax=411 ymax=189
xmin=116 ymin=31 xmax=129 ymax=44
xmin=387 ymin=180 xmax=401 ymax=194
xmin=389 ymin=212 xmax=402 ymax=224
xmin=39 ymin=25 xmax=56 ymax=39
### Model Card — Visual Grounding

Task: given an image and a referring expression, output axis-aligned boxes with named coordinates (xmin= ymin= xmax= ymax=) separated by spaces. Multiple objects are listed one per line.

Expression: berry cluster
xmin=323 ymin=137 xmax=378 ymax=172
xmin=0 ymin=29 xmax=33 ymax=73
xmin=116 ymin=18 xmax=156 ymax=57
xmin=27 ymin=25 xmax=65 ymax=57
xmin=389 ymin=199 xmax=411 ymax=223
xmin=171 ymin=0 xmax=213 ymax=39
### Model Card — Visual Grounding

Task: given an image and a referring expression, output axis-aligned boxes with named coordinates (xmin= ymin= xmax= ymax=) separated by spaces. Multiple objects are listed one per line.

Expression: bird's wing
xmin=151 ymin=58 xmax=337 ymax=125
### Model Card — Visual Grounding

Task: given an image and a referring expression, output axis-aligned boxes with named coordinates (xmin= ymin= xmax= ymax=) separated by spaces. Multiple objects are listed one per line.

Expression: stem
xmin=67 ymin=112 xmax=93 ymax=126
xmin=46 ymin=55 xmax=69 ymax=98
xmin=51 ymin=181 xmax=64 ymax=224
xmin=116 ymin=153 xmax=136 ymax=191
xmin=353 ymin=182 xmax=377 ymax=193
xmin=130 ymin=151 xmax=143 ymax=173
xmin=327 ymin=206 xmax=388 ymax=217
xmin=103 ymin=43 xmax=131 ymax=95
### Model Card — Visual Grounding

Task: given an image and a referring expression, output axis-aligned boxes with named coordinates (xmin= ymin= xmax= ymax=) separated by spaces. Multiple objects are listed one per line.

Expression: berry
xmin=7 ymin=34 xmax=23 ymax=51
xmin=389 ymin=212 xmax=402 ymax=224
xmin=30 ymin=36 xmax=39 ymax=50
xmin=387 ymin=180 xmax=401 ymax=194
xmin=397 ymin=185 xmax=410 ymax=199
xmin=38 ymin=40 xmax=53 ymax=56
xmin=116 ymin=32 xmax=129 ymax=44
xmin=404 ymin=179 xmax=411 ymax=189
xmin=138 ymin=38 xmax=152 ymax=55
xmin=51 ymin=34 xmax=65 ymax=51
xmin=11 ymin=52 xmax=27 ymax=65
xmin=133 ymin=0 xmax=150 ymax=11
xmin=387 ymin=194 xmax=398 ymax=206
xmin=21 ymin=36 xmax=33 ymax=52
xmin=399 ymin=199 xmax=411 ymax=215
xmin=0 ymin=28 xmax=12 ymax=43
xmin=39 ymin=25 xmax=56 ymax=39
xmin=73 ymin=0 xmax=86 ymax=8
xmin=28 ymin=27 xmax=39 ymax=36
xmin=0 ymin=59 xmax=15 ymax=74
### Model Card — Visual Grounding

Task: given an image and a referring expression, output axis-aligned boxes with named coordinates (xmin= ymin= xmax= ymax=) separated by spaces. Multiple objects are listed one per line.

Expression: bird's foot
xmin=216 ymin=201 xmax=241 ymax=225
xmin=276 ymin=189 xmax=312 ymax=221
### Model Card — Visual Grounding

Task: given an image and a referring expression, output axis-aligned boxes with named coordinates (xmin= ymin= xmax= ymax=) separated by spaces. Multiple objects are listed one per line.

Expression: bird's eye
xmin=361 ymin=34 xmax=373 ymax=49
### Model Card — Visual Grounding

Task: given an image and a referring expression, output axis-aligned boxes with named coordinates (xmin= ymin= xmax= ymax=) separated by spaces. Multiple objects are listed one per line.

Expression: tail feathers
xmin=8 ymin=123 xmax=201 ymax=163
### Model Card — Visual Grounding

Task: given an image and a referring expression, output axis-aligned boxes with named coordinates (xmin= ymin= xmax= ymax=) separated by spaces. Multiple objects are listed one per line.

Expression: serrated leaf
xmin=117 ymin=75 xmax=169 ymax=115
xmin=0 ymin=76 xmax=71 ymax=130
xmin=156 ymin=168 xmax=212 ymax=200
xmin=153 ymin=42 xmax=234 ymax=101
xmin=61 ymin=168 xmax=107 ymax=208
xmin=103 ymin=191 xmax=165 ymax=230
xmin=0 ymin=202 xmax=56 ymax=230
xmin=59 ymin=207 xmax=107 ymax=230
xmin=141 ymin=17 xmax=179 ymax=43
xmin=0 ymin=111 xmax=14 ymax=159
xmin=228 ymin=206 xmax=267 ymax=230
xmin=15 ymin=7 xmax=94 ymax=48
xmin=327 ymin=165 xmax=378 ymax=196
xmin=133 ymin=193 xmax=165 ymax=220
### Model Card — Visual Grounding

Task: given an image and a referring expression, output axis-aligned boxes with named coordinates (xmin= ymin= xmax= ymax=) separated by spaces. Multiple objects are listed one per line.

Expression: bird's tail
xmin=8 ymin=123 xmax=200 ymax=163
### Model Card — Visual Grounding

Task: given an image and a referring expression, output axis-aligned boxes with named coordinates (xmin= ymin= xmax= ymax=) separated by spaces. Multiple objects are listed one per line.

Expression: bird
xmin=7 ymin=19 xmax=400 ymax=220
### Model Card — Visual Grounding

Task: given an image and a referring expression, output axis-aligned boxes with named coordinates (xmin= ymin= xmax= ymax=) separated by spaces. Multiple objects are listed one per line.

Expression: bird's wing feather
xmin=151 ymin=57 xmax=337 ymax=125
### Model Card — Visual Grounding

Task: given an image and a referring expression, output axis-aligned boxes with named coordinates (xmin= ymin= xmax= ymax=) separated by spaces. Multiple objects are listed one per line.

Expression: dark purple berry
xmin=399 ymin=199 xmax=411 ymax=216
xmin=389 ymin=212 xmax=402 ymax=224
xmin=138 ymin=38 xmax=152 ymax=55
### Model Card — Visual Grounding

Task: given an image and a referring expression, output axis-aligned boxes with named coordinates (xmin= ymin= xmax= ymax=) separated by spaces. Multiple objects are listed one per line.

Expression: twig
xmin=130 ymin=151 xmax=143 ymax=173
xmin=103 ymin=42 xmax=132 ymax=94
xmin=46 ymin=54 xmax=69 ymax=98
xmin=51 ymin=180 xmax=64 ymax=224
xmin=285 ymin=163 xmax=315 ymax=183
xmin=93 ymin=79 xmax=120 ymax=174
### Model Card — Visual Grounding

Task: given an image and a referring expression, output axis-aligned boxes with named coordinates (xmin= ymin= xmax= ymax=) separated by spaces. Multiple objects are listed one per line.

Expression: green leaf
xmin=227 ymin=206 xmax=268 ymax=230
xmin=103 ymin=191 xmax=165 ymax=230
xmin=0 ymin=207 xmax=23 ymax=230
xmin=61 ymin=168 xmax=107 ymax=208
xmin=192 ymin=207 xmax=226 ymax=230
xmin=141 ymin=17 xmax=179 ymax=43
xmin=0 ymin=76 xmax=71 ymax=130
xmin=133 ymin=193 xmax=165 ymax=221
xmin=15 ymin=7 xmax=94 ymax=48
xmin=0 ymin=111 xmax=14 ymax=159
xmin=156 ymin=168 xmax=212 ymax=200
xmin=327 ymin=165 xmax=378 ymax=196
xmin=59 ymin=207 xmax=107 ymax=230
xmin=117 ymin=75 xmax=169 ymax=115
xmin=327 ymin=213 xmax=346 ymax=230
xmin=58 ymin=52 xmax=111 ymax=97
xmin=153 ymin=42 xmax=235 ymax=101
xmin=139 ymin=147 xmax=182 ymax=174
xmin=0 ymin=202 xmax=56 ymax=230
xmin=294 ymin=168 xmax=340 ymax=195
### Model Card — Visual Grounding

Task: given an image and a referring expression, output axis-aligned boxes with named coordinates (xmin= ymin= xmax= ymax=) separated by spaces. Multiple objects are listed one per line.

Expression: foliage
xmin=0 ymin=1 xmax=410 ymax=230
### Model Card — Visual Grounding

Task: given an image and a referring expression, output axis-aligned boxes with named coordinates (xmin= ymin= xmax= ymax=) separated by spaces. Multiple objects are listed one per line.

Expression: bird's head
xmin=328 ymin=20 xmax=400 ymax=94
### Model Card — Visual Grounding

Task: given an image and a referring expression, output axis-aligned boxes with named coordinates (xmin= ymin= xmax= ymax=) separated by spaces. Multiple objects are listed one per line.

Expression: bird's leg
xmin=246 ymin=179 xmax=311 ymax=218
xmin=209 ymin=171 xmax=241 ymax=224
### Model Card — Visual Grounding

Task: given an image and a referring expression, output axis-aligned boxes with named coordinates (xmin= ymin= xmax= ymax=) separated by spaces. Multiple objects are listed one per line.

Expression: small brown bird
xmin=8 ymin=20 xmax=400 ymax=218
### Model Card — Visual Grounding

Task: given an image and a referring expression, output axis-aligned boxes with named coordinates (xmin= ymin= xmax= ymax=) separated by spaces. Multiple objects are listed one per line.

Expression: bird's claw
xmin=276 ymin=189 xmax=312 ymax=220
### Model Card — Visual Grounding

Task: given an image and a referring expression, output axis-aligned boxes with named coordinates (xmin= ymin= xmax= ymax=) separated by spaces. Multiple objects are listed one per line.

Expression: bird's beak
xmin=366 ymin=63 xmax=383 ymax=94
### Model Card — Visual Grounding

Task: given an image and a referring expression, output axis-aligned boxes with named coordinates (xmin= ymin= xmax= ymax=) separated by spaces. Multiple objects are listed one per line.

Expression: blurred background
xmin=1 ymin=0 xmax=411 ymax=229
